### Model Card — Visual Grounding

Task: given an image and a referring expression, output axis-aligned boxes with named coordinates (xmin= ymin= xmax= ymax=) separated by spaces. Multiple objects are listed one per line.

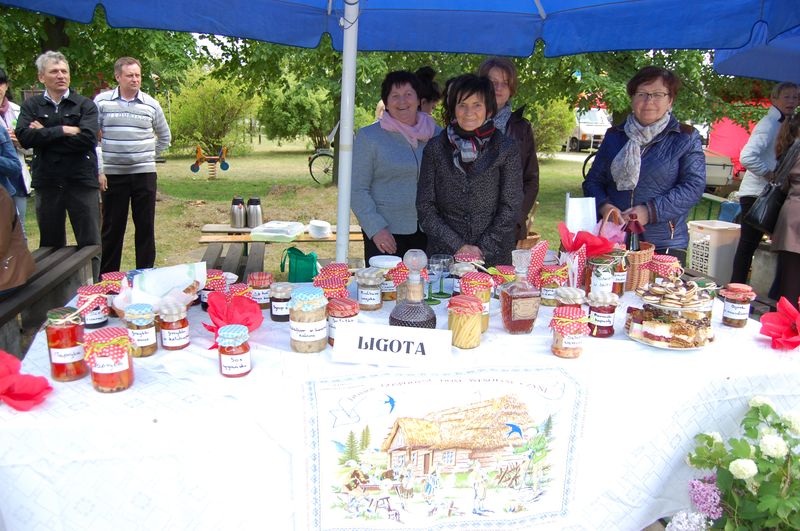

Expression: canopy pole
xmin=335 ymin=0 xmax=359 ymax=264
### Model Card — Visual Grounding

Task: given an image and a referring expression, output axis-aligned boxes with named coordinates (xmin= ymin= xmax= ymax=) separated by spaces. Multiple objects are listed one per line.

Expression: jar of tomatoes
xmin=84 ymin=327 xmax=134 ymax=393
xmin=159 ymin=301 xmax=190 ymax=350
xmin=586 ymin=291 xmax=620 ymax=338
xmin=76 ymin=284 xmax=110 ymax=329
xmin=45 ymin=306 xmax=88 ymax=382
xmin=217 ymin=324 xmax=252 ymax=377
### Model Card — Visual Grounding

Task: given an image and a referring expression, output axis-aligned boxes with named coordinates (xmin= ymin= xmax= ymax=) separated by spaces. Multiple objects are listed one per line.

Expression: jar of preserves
xmin=449 ymin=262 xmax=477 ymax=295
xmin=719 ymin=283 xmax=756 ymax=328
xmin=125 ymin=303 xmax=158 ymax=357
xmin=585 ymin=256 xmax=615 ymax=296
xmin=84 ymin=327 xmax=134 ymax=393
xmin=159 ymin=301 xmax=190 ymax=350
xmin=537 ymin=264 xmax=569 ymax=306
xmin=647 ymin=254 xmax=682 ymax=285
xmin=201 ymin=269 xmax=226 ymax=311
xmin=448 ymin=295 xmax=483 ymax=349
xmin=314 ymin=275 xmax=350 ymax=300
xmin=487 ymin=265 xmax=515 ymax=298
xmin=500 ymin=249 xmax=541 ymax=334
xmin=550 ymin=306 xmax=589 ymax=359
xmin=369 ymin=255 xmax=402 ymax=301
xmin=45 ymin=307 xmax=88 ymax=382
xmin=217 ymin=324 xmax=251 ymax=377
xmin=554 ymin=287 xmax=586 ymax=308
xmin=270 ymin=282 xmax=293 ymax=322
xmin=460 ymin=272 xmax=493 ymax=333
xmin=99 ymin=271 xmax=126 ymax=307
xmin=76 ymin=284 xmax=110 ymax=329
xmin=609 ymin=250 xmax=628 ymax=295
xmin=327 ymin=297 xmax=359 ymax=347
xmin=248 ymin=272 xmax=273 ymax=310
xmin=289 ymin=286 xmax=328 ymax=353
xmin=586 ymin=291 xmax=620 ymax=338
xmin=355 ymin=267 xmax=384 ymax=311
xmin=227 ymin=283 xmax=253 ymax=302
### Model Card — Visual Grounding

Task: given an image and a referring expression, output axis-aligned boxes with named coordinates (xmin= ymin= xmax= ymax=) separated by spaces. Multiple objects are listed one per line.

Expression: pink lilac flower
xmin=689 ymin=476 xmax=723 ymax=520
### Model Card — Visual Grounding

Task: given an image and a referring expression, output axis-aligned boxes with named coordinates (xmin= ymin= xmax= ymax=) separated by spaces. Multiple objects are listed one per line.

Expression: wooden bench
xmin=0 ymin=245 xmax=100 ymax=358
xmin=201 ymin=241 xmax=267 ymax=280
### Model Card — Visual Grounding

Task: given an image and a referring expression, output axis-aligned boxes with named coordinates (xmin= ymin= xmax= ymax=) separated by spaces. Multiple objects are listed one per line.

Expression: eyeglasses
xmin=633 ymin=91 xmax=670 ymax=102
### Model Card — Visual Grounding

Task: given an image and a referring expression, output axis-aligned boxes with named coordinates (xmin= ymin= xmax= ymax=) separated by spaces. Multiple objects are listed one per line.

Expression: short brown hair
xmin=477 ymin=57 xmax=518 ymax=97
xmin=114 ymin=57 xmax=142 ymax=75
xmin=626 ymin=66 xmax=681 ymax=99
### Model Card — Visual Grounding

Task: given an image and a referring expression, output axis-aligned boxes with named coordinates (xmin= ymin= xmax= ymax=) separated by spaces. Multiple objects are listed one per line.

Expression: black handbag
xmin=742 ymin=139 xmax=800 ymax=235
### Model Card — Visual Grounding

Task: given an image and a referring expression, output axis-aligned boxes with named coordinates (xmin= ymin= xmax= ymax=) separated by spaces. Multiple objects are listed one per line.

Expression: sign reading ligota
xmin=332 ymin=323 xmax=452 ymax=367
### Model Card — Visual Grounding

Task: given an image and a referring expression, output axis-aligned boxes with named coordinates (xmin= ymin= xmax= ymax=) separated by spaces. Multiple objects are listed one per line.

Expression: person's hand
xmin=7 ymin=128 xmax=21 ymax=149
xmin=599 ymin=203 xmax=623 ymax=221
xmin=62 ymin=125 xmax=80 ymax=135
xmin=622 ymin=205 xmax=649 ymax=226
xmin=456 ymin=244 xmax=483 ymax=259
xmin=98 ymin=173 xmax=108 ymax=192
xmin=28 ymin=120 xmax=43 ymax=129
xmin=372 ymin=229 xmax=397 ymax=255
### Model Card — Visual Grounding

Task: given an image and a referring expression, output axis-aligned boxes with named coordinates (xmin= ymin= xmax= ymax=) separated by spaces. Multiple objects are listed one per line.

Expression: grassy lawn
xmin=22 ymin=142 xmax=584 ymax=278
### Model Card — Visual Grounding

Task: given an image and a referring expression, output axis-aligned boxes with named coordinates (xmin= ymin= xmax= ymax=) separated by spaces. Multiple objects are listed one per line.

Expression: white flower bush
xmin=729 ymin=458 xmax=758 ymax=480
xmin=785 ymin=411 xmax=800 ymax=435
xmin=748 ymin=396 xmax=774 ymax=409
xmin=758 ymin=433 xmax=788 ymax=459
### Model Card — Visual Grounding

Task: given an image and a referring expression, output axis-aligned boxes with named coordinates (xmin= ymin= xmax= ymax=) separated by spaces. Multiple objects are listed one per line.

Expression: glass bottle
xmin=84 ymin=327 xmax=135 ymax=393
xmin=270 ymin=282 xmax=293 ymax=322
xmin=500 ymin=249 xmax=541 ymax=334
xmin=448 ymin=294 xmax=482 ymax=349
xmin=327 ymin=297 xmax=359 ymax=347
xmin=624 ymin=213 xmax=642 ymax=252
xmin=289 ymin=287 xmax=329 ymax=353
xmin=217 ymin=324 xmax=251 ymax=377
xmin=159 ymin=301 xmax=190 ymax=350
xmin=125 ymin=303 xmax=158 ymax=357
xmin=248 ymin=272 xmax=273 ymax=310
xmin=390 ymin=250 xmax=437 ymax=329
xmin=45 ymin=306 xmax=88 ymax=382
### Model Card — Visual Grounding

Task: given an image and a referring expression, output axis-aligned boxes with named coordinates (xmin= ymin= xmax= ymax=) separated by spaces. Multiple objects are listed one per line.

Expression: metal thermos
xmin=230 ymin=196 xmax=245 ymax=228
xmin=246 ymin=197 xmax=263 ymax=228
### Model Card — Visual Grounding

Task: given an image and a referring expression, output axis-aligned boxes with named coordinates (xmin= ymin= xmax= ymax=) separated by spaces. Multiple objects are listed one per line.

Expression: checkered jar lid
xmin=217 ymin=324 xmax=249 ymax=347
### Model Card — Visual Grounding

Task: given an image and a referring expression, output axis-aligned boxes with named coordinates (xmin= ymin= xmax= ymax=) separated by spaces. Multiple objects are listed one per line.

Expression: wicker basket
xmin=516 ymin=231 xmax=541 ymax=250
xmin=624 ymin=241 xmax=655 ymax=291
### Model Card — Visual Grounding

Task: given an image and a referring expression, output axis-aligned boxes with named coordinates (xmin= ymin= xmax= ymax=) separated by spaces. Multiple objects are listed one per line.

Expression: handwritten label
xmin=452 ymin=279 xmax=461 ymax=294
xmin=589 ymin=311 xmax=615 ymax=327
xmin=290 ymin=319 xmax=328 ymax=341
xmin=92 ymin=355 xmax=130 ymax=374
xmin=561 ymin=334 xmax=583 ymax=348
xmin=328 ymin=315 xmax=358 ymax=340
xmin=84 ymin=309 xmax=108 ymax=326
xmin=250 ymin=288 xmax=271 ymax=304
xmin=220 ymin=352 xmax=251 ymax=375
xmin=130 ymin=327 xmax=157 ymax=347
xmin=271 ymin=300 xmax=290 ymax=316
xmin=50 ymin=346 xmax=84 ymax=363
xmin=723 ymin=301 xmax=750 ymax=320
xmin=358 ymin=288 xmax=381 ymax=306
xmin=590 ymin=272 xmax=613 ymax=294
xmin=541 ymin=287 xmax=557 ymax=301
xmin=161 ymin=327 xmax=189 ymax=347
xmin=380 ymin=280 xmax=396 ymax=293
xmin=331 ymin=322 xmax=452 ymax=367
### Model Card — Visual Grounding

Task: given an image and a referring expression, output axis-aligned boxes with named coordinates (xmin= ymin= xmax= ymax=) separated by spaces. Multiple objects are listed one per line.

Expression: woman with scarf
xmin=583 ymin=66 xmax=705 ymax=265
xmin=478 ymin=57 xmax=539 ymax=246
xmin=352 ymin=70 xmax=439 ymax=262
xmin=416 ymin=74 xmax=522 ymax=266
xmin=0 ymin=68 xmax=31 ymax=230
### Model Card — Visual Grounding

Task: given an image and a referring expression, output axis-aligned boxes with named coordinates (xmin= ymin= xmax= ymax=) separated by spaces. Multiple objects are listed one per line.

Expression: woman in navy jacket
xmin=583 ymin=66 xmax=705 ymax=265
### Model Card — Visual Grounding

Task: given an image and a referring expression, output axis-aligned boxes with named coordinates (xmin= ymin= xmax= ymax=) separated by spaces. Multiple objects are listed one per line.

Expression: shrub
xmin=528 ymin=99 xmax=575 ymax=156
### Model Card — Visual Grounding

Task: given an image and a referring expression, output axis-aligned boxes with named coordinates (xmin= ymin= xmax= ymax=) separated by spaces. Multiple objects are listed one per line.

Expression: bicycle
xmin=308 ymin=121 xmax=339 ymax=184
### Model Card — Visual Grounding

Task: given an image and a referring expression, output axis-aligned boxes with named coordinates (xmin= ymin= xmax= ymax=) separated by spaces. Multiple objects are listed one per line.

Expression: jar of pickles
xmin=289 ymin=287 xmax=328 ymax=353
xmin=45 ymin=307 xmax=88 ymax=382
xmin=159 ymin=301 xmax=190 ymax=350
xmin=720 ymin=283 xmax=756 ymax=328
xmin=327 ymin=297 xmax=359 ymax=347
xmin=538 ymin=264 xmax=569 ymax=306
xmin=609 ymin=250 xmax=628 ymax=295
xmin=460 ymin=272 xmax=493 ymax=333
xmin=369 ymin=255 xmax=402 ymax=301
xmin=248 ymin=272 xmax=273 ymax=310
xmin=586 ymin=291 xmax=620 ymax=338
xmin=201 ymin=269 xmax=226 ymax=311
xmin=217 ymin=324 xmax=251 ymax=377
xmin=647 ymin=254 xmax=682 ymax=285
xmin=84 ymin=327 xmax=134 ymax=393
xmin=448 ymin=295 xmax=483 ymax=349
xmin=125 ymin=303 xmax=158 ymax=357
xmin=554 ymin=287 xmax=586 ymax=308
xmin=550 ymin=306 xmax=589 ymax=359
xmin=77 ymin=285 xmax=110 ymax=329
xmin=355 ymin=267 xmax=384 ymax=311
xmin=270 ymin=282 xmax=293 ymax=322
xmin=449 ymin=262 xmax=477 ymax=295
xmin=585 ymin=256 xmax=615 ymax=296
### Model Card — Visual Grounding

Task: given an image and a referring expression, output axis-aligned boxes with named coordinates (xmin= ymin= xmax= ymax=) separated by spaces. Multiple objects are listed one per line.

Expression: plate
xmin=626 ymin=331 xmax=706 ymax=351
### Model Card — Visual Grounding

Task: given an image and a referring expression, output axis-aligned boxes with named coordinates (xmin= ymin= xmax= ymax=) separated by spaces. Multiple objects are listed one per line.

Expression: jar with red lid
xmin=248 ymin=272 xmax=273 ymax=310
xmin=84 ymin=327 xmax=134 ymax=393
xmin=460 ymin=272 xmax=493 ymax=333
xmin=217 ymin=324 xmax=251 ymax=377
xmin=537 ymin=264 xmax=569 ymax=306
xmin=227 ymin=283 xmax=253 ymax=302
xmin=201 ymin=269 xmax=226 ymax=311
xmin=76 ymin=285 xmax=110 ymax=329
xmin=550 ymin=306 xmax=589 ymax=358
xmin=448 ymin=295 xmax=483 ymax=349
xmin=719 ymin=283 xmax=756 ymax=328
xmin=45 ymin=306 xmax=88 ymax=382
xmin=647 ymin=254 xmax=682 ymax=285
xmin=327 ymin=297 xmax=359 ymax=346
xmin=586 ymin=292 xmax=620 ymax=338
xmin=314 ymin=276 xmax=350 ymax=300
xmin=159 ymin=301 xmax=190 ymax=350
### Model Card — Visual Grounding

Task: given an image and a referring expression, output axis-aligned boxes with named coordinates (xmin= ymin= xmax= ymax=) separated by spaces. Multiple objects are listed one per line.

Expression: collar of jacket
xmin=510 ymin=105 xmax=527 ymax=120
xmin=612 ymin=114 xmax=681 ymax=137
xmin=38 ymin=90 xmax=80 ymax=107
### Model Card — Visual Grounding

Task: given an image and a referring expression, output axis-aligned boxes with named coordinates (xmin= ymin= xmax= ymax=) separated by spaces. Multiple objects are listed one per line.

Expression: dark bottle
xmin=624 ymin=213 xmax=643 ymax=252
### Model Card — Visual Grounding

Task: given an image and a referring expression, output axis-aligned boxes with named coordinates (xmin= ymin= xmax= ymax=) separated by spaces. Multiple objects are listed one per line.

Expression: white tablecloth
xmin=1 ymin=291 xmax=798 ymax=531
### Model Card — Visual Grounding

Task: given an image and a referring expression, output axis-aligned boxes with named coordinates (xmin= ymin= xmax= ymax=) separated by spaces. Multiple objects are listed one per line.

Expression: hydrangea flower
xmin=705 ymin=432 xmax=723 ymax=444
xmin=665 ymin=510 xmax=711 ymax=531
xmin=759 ymin=434 xmax=789 ymax=459
xmin=749 ymin=396 xmax=774 ymax=409
xmin=785 ymin=411 xmax=800 ymax=435
xmin=730 ymin=458 xmax=758 ymax=480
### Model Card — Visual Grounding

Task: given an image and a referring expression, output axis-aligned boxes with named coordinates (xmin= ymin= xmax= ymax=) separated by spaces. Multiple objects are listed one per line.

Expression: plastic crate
xmin=688 ymin=220 xmax=740 ymax=284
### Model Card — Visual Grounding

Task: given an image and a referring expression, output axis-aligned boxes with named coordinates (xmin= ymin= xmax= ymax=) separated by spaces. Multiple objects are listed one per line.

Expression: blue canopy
xmin=715 ymin=22 xmax=800 ymax=83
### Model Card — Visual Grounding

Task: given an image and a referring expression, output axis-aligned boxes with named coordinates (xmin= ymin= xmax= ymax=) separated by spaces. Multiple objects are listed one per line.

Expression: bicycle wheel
xmin=582 ymin=151 xmax=597 ymax=179
xmin=309 ymin=153 xmax=334 ymax=184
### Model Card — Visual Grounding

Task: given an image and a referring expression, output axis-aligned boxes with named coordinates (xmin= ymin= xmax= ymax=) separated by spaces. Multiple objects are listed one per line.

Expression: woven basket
xmin=624 ymin=241 xmax=655 ymax=291
xmin=516 ymin=231 xmax=541 ymax=250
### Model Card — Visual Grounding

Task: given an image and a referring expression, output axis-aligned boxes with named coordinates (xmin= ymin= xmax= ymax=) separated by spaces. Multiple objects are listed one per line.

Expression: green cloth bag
xmin=280 ymin=246 xmax=319 ymax=282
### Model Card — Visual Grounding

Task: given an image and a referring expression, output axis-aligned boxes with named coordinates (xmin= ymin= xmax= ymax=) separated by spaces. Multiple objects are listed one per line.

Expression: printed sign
xmin=331 ymin=322 xmax=452 ymax=367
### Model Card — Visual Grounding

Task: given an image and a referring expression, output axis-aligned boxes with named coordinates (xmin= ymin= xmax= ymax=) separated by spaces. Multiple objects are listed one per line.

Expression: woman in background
xmin=415 ymin=66 xmax=442 ymax=115
xmin=0 ymin=67 xmax=31 ymax=229
xmin=770 ymin=114 xmax=800 ymax=308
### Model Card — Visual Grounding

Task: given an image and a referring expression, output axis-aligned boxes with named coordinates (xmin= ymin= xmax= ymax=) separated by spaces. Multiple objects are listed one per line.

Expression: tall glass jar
xmin=609 ymin=250 xmax=628 ymax=295
xmin=460 ymin=272 xmax=493 ymax=333
xmin=248 ymin=272 xmax=273 ymax=310
xmin=45 ymin=307 xmax=88 ymax=382
xmin=159 ymin=301 xmax=190 ymax=350
xmin=584 ymin=256 xmax=615 ymax=296
xmin=500 ymin=249 xmax=541 ymax=334
xmin=77 ymin=285 xmax=109 ymax=329
xmin=327 ymin=297 xmax=359 ymax=347
xmin=84 ymin=327 xmax=135 ymax=393
xmin=550 ymin=306 xmax=589 ymax=358
xmin=217 ymin=324 xmax=251 ymax=377
xmin=448 ymin=295 xmax=482 ymax=349
xmin=125 ymin=303 xmax=158 ymax=357
xmin=355 ymin=267 xmax=384 ymax=311
xmin=369 ymin=255 xmax=402 ymax=301
xmin=289 ymin=287 xmax=329 ymax=353
xmin=201 ymin=269 xmax=226 ymax=311
xmin=270 ymin=282 xmax=293 ymax=322
xmin=586 ymin=292 xmax=620 ymax=338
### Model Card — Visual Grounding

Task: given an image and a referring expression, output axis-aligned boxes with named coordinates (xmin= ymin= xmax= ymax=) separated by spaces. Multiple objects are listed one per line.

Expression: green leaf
xmin=729 ymin=439 xmax=752 ymax=459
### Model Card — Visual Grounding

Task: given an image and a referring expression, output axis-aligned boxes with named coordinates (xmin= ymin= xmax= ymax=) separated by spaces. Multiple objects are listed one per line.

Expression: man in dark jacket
xmin=15 ymin=51 xmax=100 ymax=278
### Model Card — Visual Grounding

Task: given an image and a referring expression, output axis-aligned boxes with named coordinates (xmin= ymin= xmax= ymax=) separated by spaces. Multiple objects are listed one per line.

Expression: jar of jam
xmin=448 ymin=294 xmax=483 ymax=349
xmin=647 ymin=254 xmax=682 ymax=285
xmin=201 ymin=269 xmax=226 ymax=311
xmin=609 ymin=250 xmax=628 ymax=295
xmin=449 ymin=262 xmax=477 ymax=295
xmin=314 ymin=276 xmax=351 ymax=300
xmin=125 ymin=303 xmax=158 ymax=357
xmin=586 ymin=292 xmax=620 ymax=338
xmin=460 ymin=272 xmax=493 ymax=333
xmin=45 ymin=307 xmax=88 ymax=382
xmin=369 ymin=255 xmax=402 ymax=301
xmin=248 ymin=272 xmax=273 ymax=310
xmin=159 ymin=301 xmax=190 ymax=350
xmin=77 ymin=284 xmax=110 ymax=329
xmin=355 ymin=267 xmax=384 ymax=311
xmin=719 ymin=283 xmax=756 ymax=328
xmin=585 ymin=256 xmax=615 ymax=296
xmin=550 ymin=306 xmax=589 ymax=359
xmin=84 ymin=327 xmax=134 ymax=393
xmin=270 ymin=282 xmax=293 ymax=322
xmin=538 ymin=264 xmax=569 ymax=307
xmin=289 ymin=287 xmax=328 ymax=353
xmin=327 ymin=297 xmax=359 ymax=347
xmin=554 ymin=287 xmax=586 ymax=308
xmin=217 ymin=324 xmax=251 ymax=377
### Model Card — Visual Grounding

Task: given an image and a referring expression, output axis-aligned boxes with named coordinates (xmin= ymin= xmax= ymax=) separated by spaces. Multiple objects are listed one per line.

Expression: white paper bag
xmin=565 ymin=193 xmax=597 ymax=234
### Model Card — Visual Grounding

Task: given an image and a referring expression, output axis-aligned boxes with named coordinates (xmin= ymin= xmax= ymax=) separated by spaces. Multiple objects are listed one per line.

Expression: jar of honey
xmin=217 ymin=324 xmax=251 ymax=377
xmin=45 ymin=307 xmax=88 ymax=382
xmin=84 ymin=327 xmax=134 ymax=393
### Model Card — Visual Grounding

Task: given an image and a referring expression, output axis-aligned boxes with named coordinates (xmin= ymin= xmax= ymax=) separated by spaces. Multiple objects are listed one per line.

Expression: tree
xmin=528 ymin=99 xmax=575 ymax=155
xmin=359 ymin=425 xmax=371 ymax=451
xmin=339 ymin=430 xmax=360 ymax=465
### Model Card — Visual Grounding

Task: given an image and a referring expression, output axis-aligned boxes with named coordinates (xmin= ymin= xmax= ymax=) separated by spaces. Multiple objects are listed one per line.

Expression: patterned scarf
xmin=379 ymin=110 xmax=437 ymax=148
xmin=610 ymin=112 xmax=672 ymax=191
xmin=447 ymin=120 xmax=496 ymax=174
xmin=493 ymin=102 xmax=513 ymax=134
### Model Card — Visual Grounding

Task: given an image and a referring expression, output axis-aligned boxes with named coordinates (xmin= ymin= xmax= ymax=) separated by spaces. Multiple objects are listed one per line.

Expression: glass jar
xmin=449 ymin=262 xmax=477 ymax=295
xmin=550 ymin=306 xmax=589 ymax=358
xmin=289 ymin=287 xmax=328 ymax=353
xmin=538 ymin=264 xmax=568 ymax=307
xmin=159 ymin=301 xmax=190 ymax=350
xmin=217 ymin=324 xmax=251 ymax=377
xmin=201 ymin=269 xmax=226 ymax=311
xmin=554 ymin=287 xmax=586 ymax=309
xmin=125 ymin=303 xmax=158 ymax=357
xmin=500 ymin=258 xmax=541 ymax=335
xmin=270 ymin=282 xmax=293 ymax=322
xmin=448 ymin=295 xmax=483 ymax=349
xmin=719 ymin=283 xmax=756 ymax=328
xmin=584 ymin=256 xmax=615 ymax=296
xmin=45 ymin=307 xmax=88 ymax=382
xmin=84 ymin=327 xmax=135 ymax=393
xmin=228 ymin=283 xmax=253 ymax=301
xmin=586 ymin=292 xmax=620 ymax=338
xmin=460 ymin=272 xmax=493 ymax=333
xmin=488 ymin=265 xmax=515 ymax=298
xmin=355 ymin=267 xmax=384 ymax=311
xmin=609 ymin=250 xmax=628 ymax=295
xmin=648 ymin=254 xmax=682 ymax=285
xmin=369 ymin=255 xmax=402 ymax=301
xmin=327 ymin=297 xmax=359 ymax=347
xmin=248 ymin=272 xmax=273 ymax=310
xmin=76 ymin=285 xmax=110 ymax=329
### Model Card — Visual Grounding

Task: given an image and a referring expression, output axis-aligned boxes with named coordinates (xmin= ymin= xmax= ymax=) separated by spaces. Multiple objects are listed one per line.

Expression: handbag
xmin=742 ymin=139 xmax=800 ymax=235
xmin=280 ymin=246 xmax=319 ymax=283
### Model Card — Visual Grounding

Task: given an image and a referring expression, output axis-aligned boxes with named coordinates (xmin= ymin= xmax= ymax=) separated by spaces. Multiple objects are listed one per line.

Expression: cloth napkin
xmin=0 ymin=350 xmax=53 ymax=411
xmin=203 ymin=292 xmax=264 ymax=349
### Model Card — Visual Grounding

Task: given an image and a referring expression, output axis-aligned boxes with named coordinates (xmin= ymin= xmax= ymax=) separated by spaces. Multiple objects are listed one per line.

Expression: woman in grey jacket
xmin=416 ymin=74 xmax=522 ymax=266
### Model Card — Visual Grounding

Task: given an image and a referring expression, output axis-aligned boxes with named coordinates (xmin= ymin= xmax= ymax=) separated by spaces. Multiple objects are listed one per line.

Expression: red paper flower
xmin=759 ymin=297 xmax=800 ymax=351
xmin=203 ymin=292 xmax=264 ymax=348
xmin=558 ymin=222 xmax=614 ymax=257
xmin=0 ymin=350 xmax=53 ymax=411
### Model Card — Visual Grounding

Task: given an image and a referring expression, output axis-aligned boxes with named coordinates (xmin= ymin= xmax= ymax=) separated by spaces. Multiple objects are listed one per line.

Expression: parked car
xmin=563 ymin=108 xmax=611 ymax=152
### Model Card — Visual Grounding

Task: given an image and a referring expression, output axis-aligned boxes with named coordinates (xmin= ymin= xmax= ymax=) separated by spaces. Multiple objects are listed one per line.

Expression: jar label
xmin=560 ymin=334 xmax=584 ymax=348
xmin=220 ymin=352 xmax=251 ymax=375
xmin=723 ymin=301 xmax=750 ymax=320
xmin=200 ymin=289 xmax=210 ymax=303
xmin=50 ymin=345 xmax=84 ymax=363
xmin=250 ymin=288 xmax=271 ymax=304
xmin=512 ymin=297 xmax=539 ymax=320
xmin=613 ymin=271 xmax=627 ymax=284
xmin=482 ymin=302 xmax=490 ymax=315
xmin=380 ymin=280 xmax=396 ymax=293
xmin=290 ymin=319 xmax=328 ymax=341
xmin=161 ymin=327 xmax=189 ymax=347
xmin=84 ymin=308 xmax=108 ymax=325
xmin=92 ymin=355 xmax=130 ymax=374
xmin=272 ymin=300 xmax=290 ymax=316
xmin=590 ymin=272 xmax=614 ymax=294
xmin=590 ymin=310 xmax=615 ymax=327
xmin=130 ymin=327 xmax=157 ymax=347
xmin=328 ymin=315 xmax=357 ymax=339
xmin=453 ymin=279 xmax=461 ymax=293
xmin=358 ymin=288 xmax=381 ymax=306
xmin=541 ymin=287 xmax=557 ymax=300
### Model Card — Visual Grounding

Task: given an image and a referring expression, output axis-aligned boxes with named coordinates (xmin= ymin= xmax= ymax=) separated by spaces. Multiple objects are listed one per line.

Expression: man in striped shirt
xmin=95 ymin=57 xmax=171 ymax=273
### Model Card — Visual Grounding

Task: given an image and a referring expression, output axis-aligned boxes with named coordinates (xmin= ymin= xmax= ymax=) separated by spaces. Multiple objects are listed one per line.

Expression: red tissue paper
xmin=203 ymin=291 xmax=264 ymax=348
xmin=558 ymin=222 xmax=614 ymax=258
xmin=759 ymin=297 xmax=800 ymax=351
xmin=0 ymin=350 xmax=53 ymax=411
